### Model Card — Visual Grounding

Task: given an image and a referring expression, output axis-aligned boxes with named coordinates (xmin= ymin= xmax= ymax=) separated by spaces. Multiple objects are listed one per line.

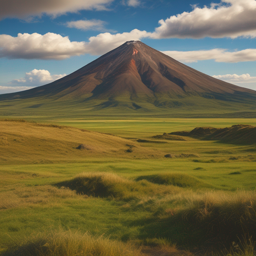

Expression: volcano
xmin=1 ymin=41 xmax=256 ymax=115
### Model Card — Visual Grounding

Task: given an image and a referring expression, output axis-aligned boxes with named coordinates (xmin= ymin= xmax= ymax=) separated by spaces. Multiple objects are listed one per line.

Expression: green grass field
xmin=1 ymin=118 xmax=256 ymax=255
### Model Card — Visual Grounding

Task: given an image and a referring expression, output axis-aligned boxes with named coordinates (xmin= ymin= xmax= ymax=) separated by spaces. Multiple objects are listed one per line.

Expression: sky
xmin=0 ymin=0 xmax=256 ymax=94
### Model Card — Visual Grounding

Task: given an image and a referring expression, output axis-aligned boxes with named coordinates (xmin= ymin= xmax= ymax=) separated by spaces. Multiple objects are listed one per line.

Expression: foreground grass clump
xmin=57 ymin=172 xmax=182 ymax=200
xmin=224 ymin=240 xmax=255 ymax=256
xmin=143 ymin=190 xmax=256 ymax=250
xmin=1 ymin=230 xmax=143 ymax=256
xmin=186 ymin=191 xmax=256 ymax=247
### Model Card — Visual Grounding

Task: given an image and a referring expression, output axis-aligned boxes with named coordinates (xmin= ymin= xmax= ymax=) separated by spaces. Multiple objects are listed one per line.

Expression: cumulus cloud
xmin=11 ymin=69 xmax=66 ymax=87
xmin=213 ymin=73 xmax=256 ymax=84
xmin=66 ymin=19 xmax=106 ymax=31
xmin=0 ymin=69 xmax=66 ymax=94
xmin=153 ymin=0 xmax=256 ymax=39
xmin=0 ymin=0 xmax=114 ymax=20
xmin=2 ymin=31 xmax=256 ymax=63
xmin=86 ymin=29 xmax=151 ymax=55
xmin=163 ymin=48 xmax=256 ymax=63
xmin=0 ymin=33 xmax=88 ymax=60
xmin=0 ymin=30 xmax=150 ymax=60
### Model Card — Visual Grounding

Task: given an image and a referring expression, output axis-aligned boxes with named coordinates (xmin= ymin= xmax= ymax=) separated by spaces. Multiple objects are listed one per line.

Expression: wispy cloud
xmin=213 ymin=73 xmax=256 ymax=84
xmin=0 ymin=85 xmax=32 ymax=94
xmin=163 ymin=48 xmax=256 ymax=63
xmin=122 ymin=0 xmax=140 ymax=7
xmin=127 ymin=0 xmax=140 ymax=7
xmin=66 ymin=19 xmax=106 ymax=31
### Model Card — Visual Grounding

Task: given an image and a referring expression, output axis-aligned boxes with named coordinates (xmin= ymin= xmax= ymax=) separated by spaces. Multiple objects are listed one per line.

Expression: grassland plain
xmin=1 ymin=93 xmax=256 ymax=121
xmin=1 ymin=119 xmax=256 ymax=255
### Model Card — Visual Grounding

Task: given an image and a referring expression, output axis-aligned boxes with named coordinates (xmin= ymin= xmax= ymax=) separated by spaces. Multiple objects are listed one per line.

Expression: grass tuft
xmin=1 ymin=230 xmax=143 ymax=256
xmin=147 ymin=190 xmax=256 ymax=251
xmin=0 ymin=185 xmax=77 ymax=210
xmin=56 ymin=172 xmax=182 ymax=200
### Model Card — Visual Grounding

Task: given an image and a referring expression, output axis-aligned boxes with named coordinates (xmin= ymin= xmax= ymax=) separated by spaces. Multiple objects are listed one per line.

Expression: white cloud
xmin=0 ymin=0 xmax=114 ymax=20
xmin=0 ymin=69 xmax=66 ymax=94
xmin=0 ymin=86 xmax=32 ymax=94
xmin=0 ymin=30 xmax=151 ymax=60
xmin=153 ymin=0 xmax=256 ymax=39
xmin=86 ymin=29 xmax=151 ymax=55
xmin=11 ymin=69 xmax=66 ymax=87
xmin=122 ymin=0 xmax=140 ymax=7
xmin=66 ymin=19 xmax=106 ymax=31
xmin=0 ymin=33 xmax=88 ymax=60
xmin=2 ymin=31 xmax=256 ymax=63
xmin=213 ymin=73 xmax=256 ymax=84
xmin=163 ymin=48 xmax=256 ymax=63
xmin=127 ymin=0 xmax=140 ymax=7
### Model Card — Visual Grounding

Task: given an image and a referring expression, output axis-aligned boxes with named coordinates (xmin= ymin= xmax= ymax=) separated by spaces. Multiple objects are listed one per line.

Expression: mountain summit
xmin=1 ymin=41 xmax=256 ymax=114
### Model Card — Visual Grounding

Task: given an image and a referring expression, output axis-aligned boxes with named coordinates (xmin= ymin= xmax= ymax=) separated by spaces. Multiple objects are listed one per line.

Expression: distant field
xmin=54 ymin=118 xmax=256 ymax=137
xmin=1 ymin=119 xmax=256 ymax=255
xmin=1 ymin=94 xmax=256 ymax=121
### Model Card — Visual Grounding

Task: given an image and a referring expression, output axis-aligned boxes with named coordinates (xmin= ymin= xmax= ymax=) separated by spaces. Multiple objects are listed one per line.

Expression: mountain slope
xmin=0 ymin=41 xmax=256 ymax=116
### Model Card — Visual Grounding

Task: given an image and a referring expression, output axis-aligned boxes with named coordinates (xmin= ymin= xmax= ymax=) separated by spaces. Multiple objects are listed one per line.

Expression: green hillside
xmin=1 ymin=94 xmax=256 ymax=121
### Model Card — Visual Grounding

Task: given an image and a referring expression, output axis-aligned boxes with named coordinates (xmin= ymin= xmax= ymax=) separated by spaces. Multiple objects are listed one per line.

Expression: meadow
xmin=1 ymin=118 xmax=256 ymax=255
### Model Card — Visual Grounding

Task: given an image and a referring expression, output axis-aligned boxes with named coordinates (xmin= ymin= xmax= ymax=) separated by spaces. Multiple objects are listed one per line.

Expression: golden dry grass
xmin=57 ymin=172 xmax=182 ymax=200
xmin=1 ymin=119 xmax=256 ymax=255
xmin=0 ymin=185 xmax=77 ymax=210
xmin=0 ymin=120 xmax=160 ymax=164
xmin=2 ymin=230 xmax=144 ymax=256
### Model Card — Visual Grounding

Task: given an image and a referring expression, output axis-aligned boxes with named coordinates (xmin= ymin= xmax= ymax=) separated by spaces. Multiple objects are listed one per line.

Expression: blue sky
xmin=0 ymin=0 xmax=256 ymax=94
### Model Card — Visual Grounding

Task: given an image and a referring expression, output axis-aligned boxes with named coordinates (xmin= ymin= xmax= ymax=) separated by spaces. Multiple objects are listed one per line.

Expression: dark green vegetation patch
xmin=136 ymin=173 xmax=211 ymax=188
xmin=56 ymin=173 xmax=182 ymax=200
xmin=171 ymin=124 xmax=256 ymax=144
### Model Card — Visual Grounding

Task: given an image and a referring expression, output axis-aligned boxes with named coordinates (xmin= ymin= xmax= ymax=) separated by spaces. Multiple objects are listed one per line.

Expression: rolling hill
xmin=0 ymin=120 xmax=159 ymax=164
xmin=171 ymin=124 xmax=256 ymax=145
